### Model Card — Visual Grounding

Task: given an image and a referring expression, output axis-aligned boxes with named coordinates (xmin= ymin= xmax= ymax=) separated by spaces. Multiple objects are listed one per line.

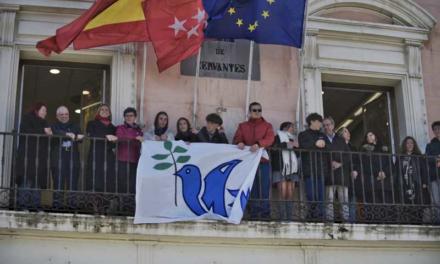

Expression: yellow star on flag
xmin=228 ymin=7 xmax=236 ymax=15
xmin=248 ymin=23 xmax=256 ymax=32
xmin=267 ymin=0 xmax=275 ymax=5
xmin=262 ymin=10 xmax=270 ymax=19
xmin=236 ymin=18 xmax=244 ymax=27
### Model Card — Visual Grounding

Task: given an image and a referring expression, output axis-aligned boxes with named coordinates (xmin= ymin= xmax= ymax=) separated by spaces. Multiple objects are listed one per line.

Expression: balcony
xmin=0 ymin=132 xmax=438 ymax=225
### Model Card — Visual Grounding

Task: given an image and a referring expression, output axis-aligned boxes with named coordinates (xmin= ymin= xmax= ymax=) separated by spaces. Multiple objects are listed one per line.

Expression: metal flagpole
xmin=297 ymin=0 xmax=309 ymax=131
xmin=192 ymin=48 xmax=202 ymax=128
xmin=245 ymin=40 xmax=255 ymax=120
xmin=140 ymin=43 xmax=147 ymax=124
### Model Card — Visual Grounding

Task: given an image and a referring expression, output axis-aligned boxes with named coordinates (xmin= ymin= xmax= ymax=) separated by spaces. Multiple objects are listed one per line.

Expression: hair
xmin=95 ymin=104 xmax=112 ymax=120
xmin=248 ymin=102 xmax=262 ymax=111
xmin=154 ymin=111 xmax=168 ymax=129
xmin=337 ymin=127 xmax=348 ymax=137
xmin=400 ymin=136 xmax=422 ymax=155
xmin=432 ymin=121 xmax=440 ymax=130
xmin=305 ymin=113 xmax=323 ymax=126
xmin=323 ymin=116 xmax=335 ymax=125
xmin=29 ymin=102 xmax=47 ymax=116
xmin=123 ymin=107 xmax=137 ymax=117
xmin=279 ymin=121 xmax=293 ymax=131
xmin=56 ymin=105 xmax=69 ymax=115
xmin=206 ymin=113 xmax=223 ymax=126
xmin=176 ymin=117 xmax=191 ymax=134
xmin=362 ymin=131 xmax=379 ymax=145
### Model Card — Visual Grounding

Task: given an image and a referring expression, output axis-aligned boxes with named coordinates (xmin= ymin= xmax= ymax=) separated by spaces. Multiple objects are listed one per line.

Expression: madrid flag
xmin=134 ymin=140 xmax=263 ymax=224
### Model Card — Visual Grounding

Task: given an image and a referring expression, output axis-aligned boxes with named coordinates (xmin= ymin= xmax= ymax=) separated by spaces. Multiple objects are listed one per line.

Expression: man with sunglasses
xmin=233 ymin=102 xmax=275 ymax=219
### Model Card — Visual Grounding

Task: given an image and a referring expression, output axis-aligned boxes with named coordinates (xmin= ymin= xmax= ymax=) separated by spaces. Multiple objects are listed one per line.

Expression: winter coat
xmin=175 ymin=131 xmax=198 ymax=143
xmin=270 ymin=134 xmax=298 ymax=173
xmin=85 ymin=120 xmax=117 ymax=192
xmin=233 ymin=117 xmax=275 ymax=162
xmin=197 ymin=127 xmax=228 ymax=144
xmin=298 ymin=129 xmax=330 ymax=180
xmin=16 ymin=113 xmax=50 ymax=188
xmin=144 ymin=127 xmax=174 ymax=141
xmin=324 ymin=134 xmax=353 ymax=187
xmin=116 ymin=123 xmax=143 ymax=163
xmin=425 ymin=137 xmax=440 ymax=182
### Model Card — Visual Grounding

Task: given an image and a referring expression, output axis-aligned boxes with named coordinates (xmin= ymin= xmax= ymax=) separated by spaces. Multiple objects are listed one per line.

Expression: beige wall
xmin=416 ymin=0 xmax=440 ymax=139
xmin=139 ymin=43 xmax=300 ymax=140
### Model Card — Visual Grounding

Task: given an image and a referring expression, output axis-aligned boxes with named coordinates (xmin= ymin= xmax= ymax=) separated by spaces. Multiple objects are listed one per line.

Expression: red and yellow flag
xmin=37 ymin=0 xmax=149 ymax=55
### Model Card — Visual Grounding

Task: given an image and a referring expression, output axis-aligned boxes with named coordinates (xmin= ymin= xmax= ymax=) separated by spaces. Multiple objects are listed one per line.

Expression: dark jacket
xmin=394 ymin=154 xmax=430 ymax=205
xmin=298 ymin=129 xmax=329 ymax=179
xmin=175 ymin=131 xmax=198 ymax=143
xmin=271 ymin=135 xmax=296 ymax=172
xmin=50 ymin=121 xmax=81 ymax=167
xmin=197 ymin=127 xmax=228 ymax=144
xmin=359 ymin=143 xmax=392 ymax=203
xmin=16 ymin=113 xmax=50 ymax=188
xmin=324 ymin=134 xmax=352 ymax=186
xmin=425 ymin=137 xmax=440 ymax=182
xmin=85 ymin=120 xmax=117 ymax=192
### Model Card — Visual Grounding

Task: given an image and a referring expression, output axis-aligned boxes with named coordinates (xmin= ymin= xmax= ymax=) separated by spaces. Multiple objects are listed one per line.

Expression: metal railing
xmin=0 ymin=132 xmax=439 ymax=225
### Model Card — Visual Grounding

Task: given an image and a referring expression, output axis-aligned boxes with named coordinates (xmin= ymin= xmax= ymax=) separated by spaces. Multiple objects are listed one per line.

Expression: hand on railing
xmin=331 ymin=161 xmax=342 ymax=170
xmin=44 ymin=127 xmax=52 ymax=135
xmin=315 ymin=139 xmax=325 ymax=148
xmin=105 ymin=135 xmax=118 ymax=142
xmin=377 ymin=171 xmax=386 ymax=181
xmin=66 ymin=132 xmax=76 ymax=140
xmin=351 ymin=170 xmax=358 ymax=180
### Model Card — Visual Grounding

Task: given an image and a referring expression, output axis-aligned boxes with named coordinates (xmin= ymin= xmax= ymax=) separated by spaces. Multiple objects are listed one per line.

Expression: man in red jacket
xmin=234 ymin=102 xmax=275 ymax=219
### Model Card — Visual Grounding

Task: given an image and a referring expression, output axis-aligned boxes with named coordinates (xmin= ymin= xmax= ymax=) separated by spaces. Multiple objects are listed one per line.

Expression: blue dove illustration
xmin=175 ymin=159 xmax=242 ymax=217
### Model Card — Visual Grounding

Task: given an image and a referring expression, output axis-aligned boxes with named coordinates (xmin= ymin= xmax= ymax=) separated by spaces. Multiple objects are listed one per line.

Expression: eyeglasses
xmin=125 ymin=114 xmax=136 ymax=117
xmin=251 ymin=109 xmax=262 ymax=113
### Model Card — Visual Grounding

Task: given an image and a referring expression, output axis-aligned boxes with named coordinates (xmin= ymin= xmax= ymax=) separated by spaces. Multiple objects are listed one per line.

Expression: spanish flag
xmin=37 ymin=0 xmax=150 ymax=56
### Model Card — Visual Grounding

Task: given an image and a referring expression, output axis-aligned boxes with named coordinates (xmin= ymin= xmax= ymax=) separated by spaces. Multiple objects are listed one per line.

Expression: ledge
xmin=0 ymin=210 xmax=439 ymax=247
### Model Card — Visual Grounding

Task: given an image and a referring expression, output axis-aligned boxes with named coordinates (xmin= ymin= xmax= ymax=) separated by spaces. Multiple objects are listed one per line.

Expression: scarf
xmin=277 ymin=130 xmax=298 ymax=176
xmin=95 ymin=115 xmax=111 ymax=126
xmin=154 ymin=126 xmax=168 ymax=137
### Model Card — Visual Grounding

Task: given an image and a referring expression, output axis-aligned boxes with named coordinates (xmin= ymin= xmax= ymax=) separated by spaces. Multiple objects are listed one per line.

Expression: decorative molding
xmin=308 ymin=0 xmax=437 ymax=30
xmin=0 ymin=5 xmax=19 ymax=46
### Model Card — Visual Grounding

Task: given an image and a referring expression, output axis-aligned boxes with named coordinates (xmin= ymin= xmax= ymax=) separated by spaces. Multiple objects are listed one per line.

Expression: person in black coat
xmin=358 ymin=131 xmax=392 ymax=205
xmin=85 ymin=104 xmax=117 ymax=194
xmin=175 ymin=117 xmax=198 ymax=143
xmin=425 ymin=121 xmax=440 ymax=206
xmin=16 ymin=102 xmax=52 ymax=209
xmin=50 ymin=106 xmax=83 ymax=209
xmin=323 ymin=117 xmax=356 ymax=221
xmin=197 ymin=113 xmax=228 ymax=144
xmin=298 ymin=113 xmax=328 ymax=219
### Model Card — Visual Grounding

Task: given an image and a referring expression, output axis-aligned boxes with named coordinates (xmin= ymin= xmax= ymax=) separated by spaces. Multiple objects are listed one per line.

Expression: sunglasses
xmin=251 ymin=109 xmax=262 ymax=113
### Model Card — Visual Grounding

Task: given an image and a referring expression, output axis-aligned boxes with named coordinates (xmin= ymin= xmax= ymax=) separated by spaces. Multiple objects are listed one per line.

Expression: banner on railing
xmin=134 ymin=141 xmax=263 ymax=224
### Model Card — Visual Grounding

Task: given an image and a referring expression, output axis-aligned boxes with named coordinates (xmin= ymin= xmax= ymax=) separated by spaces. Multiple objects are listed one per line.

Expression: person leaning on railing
xmin=50 ymin=106 xmax=84 ymax=210
xmin=85 ymin=104 xmax=118 ymax=195
xmin=15 ymin=102 xmax=52 ymax=210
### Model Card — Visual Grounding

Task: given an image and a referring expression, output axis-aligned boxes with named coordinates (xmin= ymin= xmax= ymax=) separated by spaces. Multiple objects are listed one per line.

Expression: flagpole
xmin=245 ymin=40 xmax=255 ymax=119
xmin=140 ymin=43 xmax=147 ymax=124
xmin=297 ymin=0 xmax=309 ymax=131
xmin=192 ymin=48 xmax=202 ymax=128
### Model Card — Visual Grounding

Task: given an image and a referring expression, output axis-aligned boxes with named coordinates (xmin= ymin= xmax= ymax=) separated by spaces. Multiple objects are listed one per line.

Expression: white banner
xmin=134 ymin=140 xmax=263 ymax=224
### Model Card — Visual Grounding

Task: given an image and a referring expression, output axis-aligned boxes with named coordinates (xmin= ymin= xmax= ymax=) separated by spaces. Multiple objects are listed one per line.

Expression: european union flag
xmin=204 ymin=0 xmax=307 ymax=48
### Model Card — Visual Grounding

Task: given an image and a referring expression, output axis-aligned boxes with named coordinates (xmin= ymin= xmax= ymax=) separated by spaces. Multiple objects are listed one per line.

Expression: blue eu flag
xmin=204 ymin=0 xmax=307 ymax=48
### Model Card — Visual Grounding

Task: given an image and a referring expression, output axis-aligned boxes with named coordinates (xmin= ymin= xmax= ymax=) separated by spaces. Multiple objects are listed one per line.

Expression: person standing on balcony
xmin=115 ymin=107 xmax=143 ymax=195
xmin=16 ymin=102 xmax=52 ymax=210
xmin=85 ymin=104 xmax=117 ymax=196
xmin=338 ymin=127 xmax=360 ymax=222
xmin=234 ymin=102 xmax=275 ymax=219
xmin=425 ymin=121 xmax=440 ymax=207
xmin=175 ymin=117 xmax=198 ymax=143
xmin=395 ymin=136 xmax=429 ymax=223
xmin=298 ymin=113 xmax=328 ymax=220
xmin=323 ymin=117 xmax=357 ymax=222
xmin=50 ymin=106 xmax=83 ymax=209
xmin=271 ymin=121 xmax=299 ymax=220
xmin=197 ymin=113 xmax=228 ymax=144
xmin=144 ymin=111 xmax=174 ymax=141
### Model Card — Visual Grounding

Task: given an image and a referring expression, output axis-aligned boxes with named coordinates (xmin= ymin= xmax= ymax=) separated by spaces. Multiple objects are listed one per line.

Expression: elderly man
xmin=50 ymin=106 xmax=83 ymax=209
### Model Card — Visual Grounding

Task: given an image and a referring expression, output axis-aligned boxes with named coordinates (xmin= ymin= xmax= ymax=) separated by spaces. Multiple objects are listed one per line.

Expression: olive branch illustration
xmin=151 ymin=141 xmax=191 ymax=206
